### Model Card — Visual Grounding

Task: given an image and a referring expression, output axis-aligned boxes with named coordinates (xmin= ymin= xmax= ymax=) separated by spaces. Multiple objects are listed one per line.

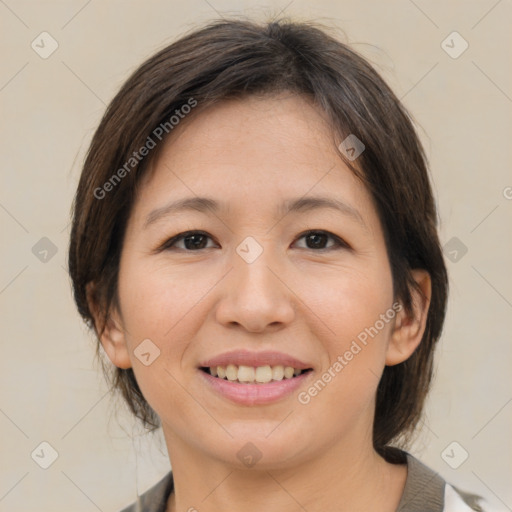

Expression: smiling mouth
xmin=199 ymin=364 xmax=313 ymax=384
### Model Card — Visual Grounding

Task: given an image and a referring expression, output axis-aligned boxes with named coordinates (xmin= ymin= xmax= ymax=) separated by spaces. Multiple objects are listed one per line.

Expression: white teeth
xmin=284 ymin=366 xmax=295 ymax=379
xmin=238 ymin=365 xmax=255 ymax=382
xmin=255 ymin=365 xmax=272 ymax=383
xmin=272 ymin=365 xmax=284 ymax=380
xmin=207 ymin=364 xmax=308 ymax=383
xmin=226 ymin=364 xmax=238 ymax=381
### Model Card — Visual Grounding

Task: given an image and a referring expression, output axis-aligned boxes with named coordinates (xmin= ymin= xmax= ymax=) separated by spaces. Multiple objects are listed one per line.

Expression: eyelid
xmin=294 ymin=230 xmax=350 ymax=250
xmin=157 ymin=229 xmax=351 ymax=252
xmin=157 ymin=230 xmax=215 ymax=252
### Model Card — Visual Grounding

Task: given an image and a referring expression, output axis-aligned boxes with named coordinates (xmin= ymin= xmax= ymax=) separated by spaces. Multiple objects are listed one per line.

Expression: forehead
xmin=152 ymin=94 xmax=336 ymax=173
xmin=133 ymin=94 xmax=379 ymax=233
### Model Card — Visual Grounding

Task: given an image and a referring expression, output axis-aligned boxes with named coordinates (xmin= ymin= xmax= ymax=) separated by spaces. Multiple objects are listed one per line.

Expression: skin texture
xmin=92 ymin=94 xmax=431 ymax=512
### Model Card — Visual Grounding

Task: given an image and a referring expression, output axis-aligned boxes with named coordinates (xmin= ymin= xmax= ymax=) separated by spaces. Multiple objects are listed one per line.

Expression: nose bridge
xmin=233 ymin=236 xmax=281 ymax=303
xmin=237 ymin=244 xmax=275 ymax=290
xmin=215 ymin=236 xmax=295 ymax=331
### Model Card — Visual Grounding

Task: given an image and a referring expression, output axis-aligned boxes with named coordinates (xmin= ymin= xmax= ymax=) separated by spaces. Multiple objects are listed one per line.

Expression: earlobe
xmin=385 ymin=269 xmax=431 ymax=366
xmin=99 ymin=312 xmax=132 ymax=369
xmin=86 ymin=283 xmax=132 ymax=370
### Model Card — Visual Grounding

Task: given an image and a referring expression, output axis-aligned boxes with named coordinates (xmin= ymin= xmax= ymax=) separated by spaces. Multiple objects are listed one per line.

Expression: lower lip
xmin=198 ymin=369 xmax=312 ymax=405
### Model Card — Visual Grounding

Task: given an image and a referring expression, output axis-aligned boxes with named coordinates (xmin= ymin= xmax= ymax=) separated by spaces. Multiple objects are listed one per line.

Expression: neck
xmin=163 ymin=430 xmax=407 ymax=512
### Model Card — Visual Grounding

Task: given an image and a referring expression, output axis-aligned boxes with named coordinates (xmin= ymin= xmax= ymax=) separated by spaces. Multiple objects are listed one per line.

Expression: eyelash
xmin=159 ymin=230 xmax=350 ymax=252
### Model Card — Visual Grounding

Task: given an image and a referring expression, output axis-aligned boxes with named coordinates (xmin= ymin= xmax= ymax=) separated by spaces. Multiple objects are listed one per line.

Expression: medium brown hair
xmin=68 ymin=17 xmax=448 ymax=462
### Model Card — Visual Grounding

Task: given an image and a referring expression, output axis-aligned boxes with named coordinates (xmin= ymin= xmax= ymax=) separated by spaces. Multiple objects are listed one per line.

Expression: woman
xmin=68 ymin=17 xmax=492 ymax=512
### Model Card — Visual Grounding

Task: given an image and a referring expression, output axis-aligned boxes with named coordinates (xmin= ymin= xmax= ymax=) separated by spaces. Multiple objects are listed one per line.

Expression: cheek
xmin=115 ymin=259 xmax=197 ymax=398
xmin=116 ymin=264 xmax=200 ymax=428
xmin=299 ymin=261 xmax=394 ymax=345
xmin=117 ymin=258 xmax=210 ymax=342
xmin=298 ymin=261 xmax=395 ymax=400
xmin=295 ymin=283 xmax=396 ymax=436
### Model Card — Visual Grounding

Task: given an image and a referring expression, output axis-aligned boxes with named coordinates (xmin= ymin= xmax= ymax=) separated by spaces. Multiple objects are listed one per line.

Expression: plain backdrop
xmin=1 ymin=1 xmax=511 ymax=511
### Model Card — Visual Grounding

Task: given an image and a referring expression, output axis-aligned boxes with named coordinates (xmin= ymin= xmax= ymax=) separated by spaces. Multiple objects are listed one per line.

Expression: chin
xmin=198 ymin=427 xmax=315 ymax=471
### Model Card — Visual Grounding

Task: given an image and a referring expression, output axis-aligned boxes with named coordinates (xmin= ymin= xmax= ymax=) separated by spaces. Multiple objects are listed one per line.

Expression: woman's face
xmin=106 ymin=94 xmax=407 ymax=469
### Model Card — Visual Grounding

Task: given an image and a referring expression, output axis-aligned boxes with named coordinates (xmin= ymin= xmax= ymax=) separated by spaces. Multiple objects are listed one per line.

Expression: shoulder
xmin=119 ymin=471 xmax=174 ymax=512
xmin=398 ymin=451 xmax=500 ymax=512
xmin=444 ymin=482 xmax=505 ymax=512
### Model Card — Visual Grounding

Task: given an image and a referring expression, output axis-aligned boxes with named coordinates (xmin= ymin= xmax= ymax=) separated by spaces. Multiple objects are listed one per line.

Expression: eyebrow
xmin=143 ymin=195 xmax=366 ymax=229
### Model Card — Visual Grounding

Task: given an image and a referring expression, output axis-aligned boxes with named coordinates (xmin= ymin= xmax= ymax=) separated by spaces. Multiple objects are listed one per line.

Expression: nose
xmin=214 ymin=246 xmax=296 ymax=333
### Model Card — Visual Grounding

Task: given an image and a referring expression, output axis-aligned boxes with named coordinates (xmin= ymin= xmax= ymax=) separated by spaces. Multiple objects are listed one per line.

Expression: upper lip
xmin=199 ymin=350 xmax=312 ymax=370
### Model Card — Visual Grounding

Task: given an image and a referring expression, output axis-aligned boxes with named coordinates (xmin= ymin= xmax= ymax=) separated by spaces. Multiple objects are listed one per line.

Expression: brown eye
xmin=294 ymin=230 xmax=348 ymax=251
xmin=160 ymin=229 xmax=348 ymax=253
xmin=163 ymin=231 xmax=216 ymax=251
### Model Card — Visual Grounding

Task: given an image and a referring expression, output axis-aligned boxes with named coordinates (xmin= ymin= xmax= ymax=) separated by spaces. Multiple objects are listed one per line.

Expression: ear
xmin=385 ymin=269 xmax=432 ymax=366
xmin=86 ymin=282 xmax=132 ymax=369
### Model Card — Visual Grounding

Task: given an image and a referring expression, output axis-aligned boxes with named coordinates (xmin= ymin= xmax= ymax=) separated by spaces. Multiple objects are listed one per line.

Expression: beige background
xmin=1 ymin=0 xmax=511 ymax=510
